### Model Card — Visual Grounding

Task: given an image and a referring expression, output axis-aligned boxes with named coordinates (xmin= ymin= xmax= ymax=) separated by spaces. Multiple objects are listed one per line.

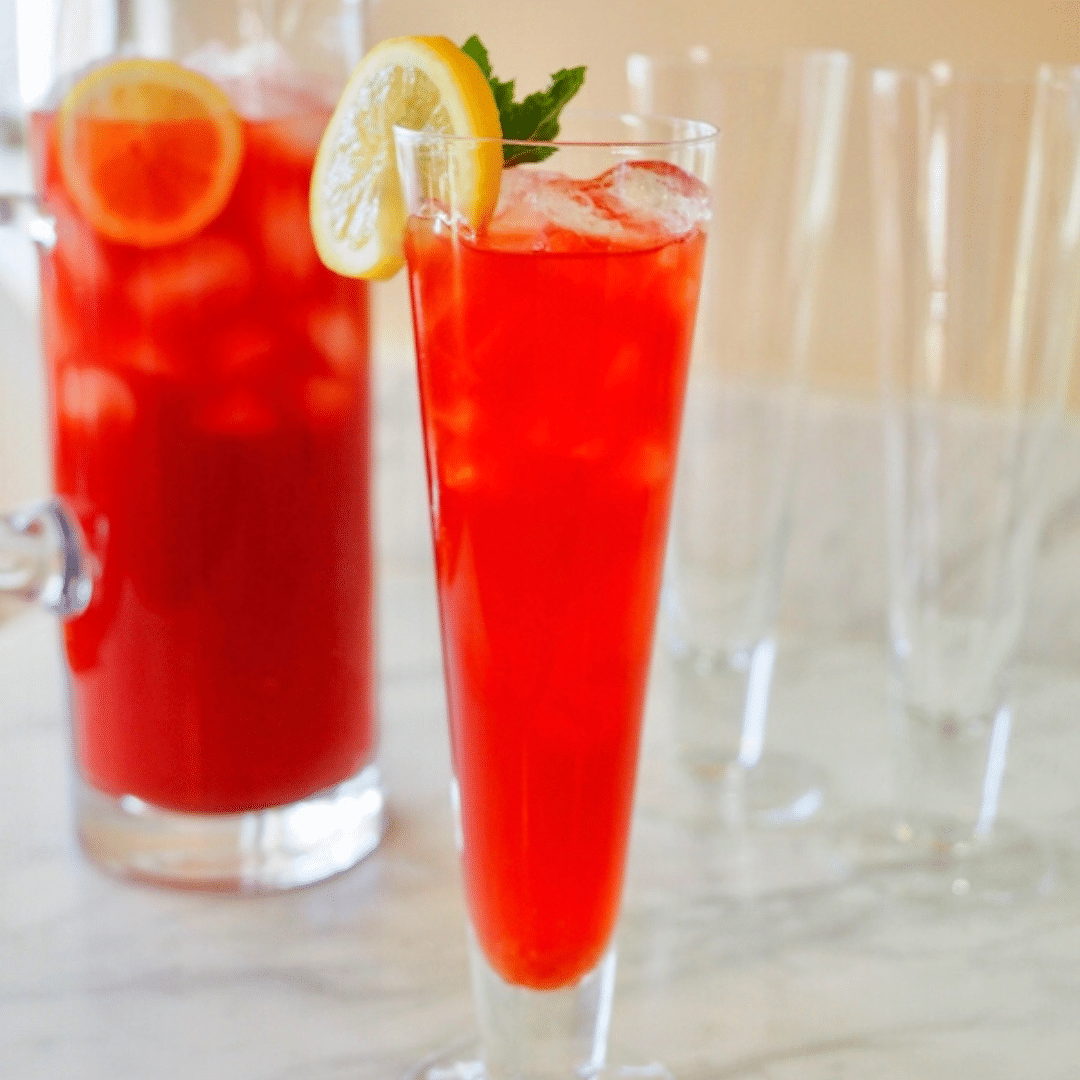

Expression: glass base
xmin=463 ymin=934 xmax=616 ymax=1080
xmin=839 ymin=808 xmax=1054 ymax=903
xmin=632 ymin=807 xmax=852 ymax=903
xmin=651 ymin=750 xmax=829 ymax=830
xmin=412 ymin=1042 xmax=673 ymax=1080
xmin=76 ymin=763 xmax=386 ymax=891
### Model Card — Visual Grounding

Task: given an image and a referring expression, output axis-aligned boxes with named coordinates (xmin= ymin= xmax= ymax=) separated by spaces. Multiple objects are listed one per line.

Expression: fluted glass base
xmin=840 ymin=809 xmax=1053 ymax=903
xmin=412 ymin=937 xmax=670 ymax=1080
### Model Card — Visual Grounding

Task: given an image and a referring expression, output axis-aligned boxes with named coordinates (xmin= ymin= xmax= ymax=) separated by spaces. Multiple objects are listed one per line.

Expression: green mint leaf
xmin=460 ymin=36 xmax=492 ymax=80
xmin=462 ymin=35 xmax=516 ymax=121
xmin=491 ymin=76 xmax=517 ymax=117
xmin=462 ymin=36 xmax=586 ymax=168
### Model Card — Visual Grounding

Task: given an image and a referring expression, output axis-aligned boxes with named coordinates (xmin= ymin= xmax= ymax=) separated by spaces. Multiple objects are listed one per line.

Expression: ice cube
xmin=51 ymin=198 xmax=111 ymax=296
xmin=624 ymin=440 xmax=672 ymax=487
xmin=247 ymin=111 xmax=328 ymax=169
xmin=487 ymin=169 xmax=627 ymax=253
xmin=433 ymin=398 xmax=476 ymax=437
xmin=588 ymin=161 xmax=711 ymax=239
xmin=259 ymin=188 xmax=321 ymax=284
xmin=194 ymin=388 xmax=277 ymax=436
xmin=302 ymin=375 xmax=355 ymax=426
xmin=441 ymin=458 xmax=478 ymax=490
xmin=113 ymin=340 xmax=178 ymax=379
xmin=213 ymin=320 xmax=279 ymax=378
xmin=40 ymin=288 xmax=82 ymax=368
xmin=606 ymin=343 xmax=642 ymax=386
xmin=59 ymin=366 xmax=137 ymax=433
xmin=306 ymin=304 xmax=366 ymax=377
xmin=569 ymin=437 xmax=605 ymax=461
xmin=126 ymin=237 xmax=253 ymax=319
xmin=185 ymin=41 xmax=334 ymax=120
xmin=486 ymin=170 xmax=561 ymax=251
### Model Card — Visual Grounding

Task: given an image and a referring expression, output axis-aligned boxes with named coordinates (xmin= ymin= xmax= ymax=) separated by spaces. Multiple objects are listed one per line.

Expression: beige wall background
xmin=369 ymin=0 xmax=1080 ymax=397
xmin=371 ymin=0 xmax=1080 ymax=111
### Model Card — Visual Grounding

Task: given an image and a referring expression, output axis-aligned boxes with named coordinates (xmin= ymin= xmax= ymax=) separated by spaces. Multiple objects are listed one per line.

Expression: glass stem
xmin=467 ymin=930 xmax=616 ymax=1080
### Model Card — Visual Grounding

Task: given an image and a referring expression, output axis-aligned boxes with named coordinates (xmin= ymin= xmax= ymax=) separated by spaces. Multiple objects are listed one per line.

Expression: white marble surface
xmin=2 ymin=361 xmax=1080 ymax=1077
xmin=5 ymin=576 xmax=1080 ymax=1079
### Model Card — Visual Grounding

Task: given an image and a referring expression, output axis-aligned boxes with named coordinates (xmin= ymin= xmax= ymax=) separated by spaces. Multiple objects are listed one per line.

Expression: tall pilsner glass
xmin=395 ymin=116 xmax=715 ymax=1079
xmin=3 ymin=0 xmax=384 ymax=889
xmin=867 ymin=63 xmax=1080 ymax=898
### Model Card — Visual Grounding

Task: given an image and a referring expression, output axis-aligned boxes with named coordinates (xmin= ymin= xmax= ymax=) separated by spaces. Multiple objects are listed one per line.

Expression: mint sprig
xmin=461 ymin=35 xmax=586 ymax=168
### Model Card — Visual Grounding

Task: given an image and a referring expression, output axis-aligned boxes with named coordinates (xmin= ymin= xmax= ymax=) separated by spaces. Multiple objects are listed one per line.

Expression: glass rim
xmin=869 ymin=59 xmax=1080 ymax=89
xmin=626 ymin=46 xmax=852 ymax=73
xmin=392 ymin=111 xmax=718 ymax=152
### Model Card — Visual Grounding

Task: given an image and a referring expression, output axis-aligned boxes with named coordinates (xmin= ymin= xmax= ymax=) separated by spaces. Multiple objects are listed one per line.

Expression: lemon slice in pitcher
xmin=57 ymin=58 xmax=244 ymax=247
xmin=309 ymin=35 xmax=503 ymax=280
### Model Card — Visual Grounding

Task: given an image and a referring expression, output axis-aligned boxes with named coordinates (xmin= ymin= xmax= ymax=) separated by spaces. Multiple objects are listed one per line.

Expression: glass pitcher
xmin=3 ymin=0 xmax=383 ymax=890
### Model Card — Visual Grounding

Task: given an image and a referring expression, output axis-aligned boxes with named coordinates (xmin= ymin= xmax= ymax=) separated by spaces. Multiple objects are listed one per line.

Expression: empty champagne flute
xmin=863 ymin=61 xmax=1080 ymax=899
xmin=627 ymin=49 xmax=851 ymax=830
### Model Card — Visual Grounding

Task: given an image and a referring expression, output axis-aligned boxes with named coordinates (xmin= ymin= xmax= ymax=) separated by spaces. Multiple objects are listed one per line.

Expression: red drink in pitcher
xmin=29 ymin=61 xmax=376 ymax=819
xmin=406 ymin=163 xmax=707 ymax=990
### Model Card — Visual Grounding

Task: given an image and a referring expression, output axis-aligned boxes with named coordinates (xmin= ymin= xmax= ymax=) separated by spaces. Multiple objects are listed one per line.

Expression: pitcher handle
xmin=0 ymin=498 xmax=92 ymax=618
xmin=0 ymin=188 xmax=82 ymax=617
xmin=0 ymin=192 xmax=56 ymax=249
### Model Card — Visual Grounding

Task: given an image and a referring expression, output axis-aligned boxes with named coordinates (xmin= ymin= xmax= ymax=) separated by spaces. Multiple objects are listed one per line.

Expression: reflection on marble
xmin=3 ymin=365 xmax=1080 ymax=1079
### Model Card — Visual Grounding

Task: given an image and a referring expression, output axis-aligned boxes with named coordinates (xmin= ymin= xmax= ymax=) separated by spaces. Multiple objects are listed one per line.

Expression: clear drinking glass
xmin=627 ymin=50 xmax=851 ymax=827
xmin=865 ymin=62 xmax=1080 ymax=898
xmin=395 ymin=115 xmax=715 ymax=1080
xmin=2 ymin=0 xmax=384 ymax=889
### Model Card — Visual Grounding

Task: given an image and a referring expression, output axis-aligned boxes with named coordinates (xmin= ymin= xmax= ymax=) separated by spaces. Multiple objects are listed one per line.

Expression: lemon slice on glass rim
xmin=310 ymin=35 xmax=503 ymax=280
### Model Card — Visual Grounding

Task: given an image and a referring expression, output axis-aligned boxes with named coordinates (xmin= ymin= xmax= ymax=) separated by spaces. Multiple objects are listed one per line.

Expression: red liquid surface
xmin=405 ymin=165 xmax=707 ymax=990
xmin=30 ymin=95 xmax=376 ymax=815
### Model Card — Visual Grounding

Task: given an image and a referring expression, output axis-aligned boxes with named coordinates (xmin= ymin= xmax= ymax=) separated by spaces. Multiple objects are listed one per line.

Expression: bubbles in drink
xmin=127 ymin=237 xmax=253 ymax=319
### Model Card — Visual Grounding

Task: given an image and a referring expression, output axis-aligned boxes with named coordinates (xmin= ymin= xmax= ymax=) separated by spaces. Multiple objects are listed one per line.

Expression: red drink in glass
xmin=405 ymin=164 xmax=707 ymax=990
xmin=29 ymin=91 xmax=376 ymax=817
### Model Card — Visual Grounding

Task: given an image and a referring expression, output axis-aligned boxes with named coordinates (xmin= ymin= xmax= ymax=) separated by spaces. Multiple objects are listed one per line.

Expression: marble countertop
xmin=4 ymin=365 xmax=1080 ymax=1077
xmin=5 ymin=589 xmax=1080 ymax=1080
